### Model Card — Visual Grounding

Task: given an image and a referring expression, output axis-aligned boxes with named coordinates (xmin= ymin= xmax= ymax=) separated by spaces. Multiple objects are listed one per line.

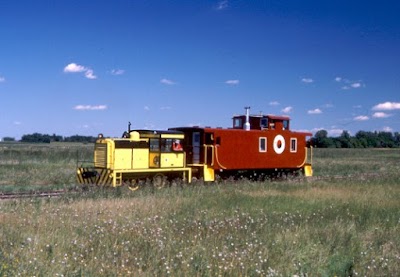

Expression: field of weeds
xmin=0 ymin=144 xmax=399 ymax=276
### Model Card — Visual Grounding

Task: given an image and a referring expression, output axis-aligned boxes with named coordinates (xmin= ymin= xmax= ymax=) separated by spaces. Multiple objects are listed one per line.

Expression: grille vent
xmin=94 ymin=143 xmax=107 ymax=168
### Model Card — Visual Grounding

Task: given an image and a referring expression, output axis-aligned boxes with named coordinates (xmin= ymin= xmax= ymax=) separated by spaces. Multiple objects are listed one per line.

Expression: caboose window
xmin=283 ymin=120 xmax=289 ymax=130
xmin=260 ymin=118 xmax=268 ymax=129
xmin=290 ymin=138 xmax=297 ymax=152
xmin=234 ymin=118 xmax=242 ymax=128
xmin=259 ymin=137 xmax=267 ymax=152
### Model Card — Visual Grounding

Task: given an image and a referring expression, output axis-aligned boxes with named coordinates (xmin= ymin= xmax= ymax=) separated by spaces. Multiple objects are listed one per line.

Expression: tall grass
xmin=0 ymin=142 xmax=92 ymax=191
xmin=1 ymin=146 xmax=399 ymax=275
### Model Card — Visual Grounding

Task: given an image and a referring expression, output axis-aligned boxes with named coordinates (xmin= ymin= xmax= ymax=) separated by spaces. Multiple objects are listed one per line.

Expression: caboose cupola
xmin=232 ymin=107 xmax=290 ymax=131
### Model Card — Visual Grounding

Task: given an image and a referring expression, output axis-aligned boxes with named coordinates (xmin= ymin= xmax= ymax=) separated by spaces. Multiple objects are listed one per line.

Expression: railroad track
xmin=0 ymin=190 xmax=68 ymax=200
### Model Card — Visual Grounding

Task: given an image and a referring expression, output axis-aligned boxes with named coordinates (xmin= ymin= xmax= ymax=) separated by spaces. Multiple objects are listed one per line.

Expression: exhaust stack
xmin=244 ymin=106 xmax=251 ymax=131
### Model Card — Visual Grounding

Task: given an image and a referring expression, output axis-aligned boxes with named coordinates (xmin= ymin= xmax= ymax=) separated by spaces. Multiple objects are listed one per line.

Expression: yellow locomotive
xmin=77 ymin=126 xmax=192 ymax=191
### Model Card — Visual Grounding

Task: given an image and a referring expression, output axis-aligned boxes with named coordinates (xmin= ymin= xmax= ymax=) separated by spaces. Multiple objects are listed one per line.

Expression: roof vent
xmin=244 ymin=106 xmax=251 ymax=131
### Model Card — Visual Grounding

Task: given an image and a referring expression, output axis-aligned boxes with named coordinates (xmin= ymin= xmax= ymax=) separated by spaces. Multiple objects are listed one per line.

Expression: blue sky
xmin=1 ymin=0 xmax=399 ymax=139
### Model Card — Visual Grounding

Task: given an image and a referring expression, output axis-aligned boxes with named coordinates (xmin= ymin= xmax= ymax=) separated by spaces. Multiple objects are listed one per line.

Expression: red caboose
xmin=171 ymin=107 xmax=313 ymax=181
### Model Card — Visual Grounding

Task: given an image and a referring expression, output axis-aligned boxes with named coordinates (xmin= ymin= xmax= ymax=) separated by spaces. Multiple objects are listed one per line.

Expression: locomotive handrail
xmin=203 ymin=144 xmax=214 ymax=166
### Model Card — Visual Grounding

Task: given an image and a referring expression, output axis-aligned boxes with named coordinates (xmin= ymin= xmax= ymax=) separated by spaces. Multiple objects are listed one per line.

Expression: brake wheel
xmin=153 ymin=174 xmax=166 ymax=189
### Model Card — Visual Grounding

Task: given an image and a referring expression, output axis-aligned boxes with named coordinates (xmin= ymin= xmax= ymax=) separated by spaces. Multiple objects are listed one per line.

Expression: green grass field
xmin=1 ymin=144 xmax=399 ymax=276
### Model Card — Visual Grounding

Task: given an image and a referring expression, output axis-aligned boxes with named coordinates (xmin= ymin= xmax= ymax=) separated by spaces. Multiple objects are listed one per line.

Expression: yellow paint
xmin=304 ymin=164 xmax=313 ymax=177
xmin=132 ymin=149 xmax=149 ymax=169
xmin=160 ymin=153 xmax=185 ymax=168
xmin=161 ymin=134 xmax=184 ymax=139
xmin=203 ymin=165 xmax=215 ymax=181
xmin=114 ymin=149 xmax=133 ymax=169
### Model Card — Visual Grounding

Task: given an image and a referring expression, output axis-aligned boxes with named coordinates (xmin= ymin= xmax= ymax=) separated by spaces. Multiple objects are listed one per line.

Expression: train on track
xmin=77 ymin=107 xmax=313 ymax=190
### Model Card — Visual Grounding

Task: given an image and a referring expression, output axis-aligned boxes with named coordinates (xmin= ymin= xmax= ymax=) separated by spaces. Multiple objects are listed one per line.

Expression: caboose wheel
xmin=153 ymin=174 xmax=166 ymax=189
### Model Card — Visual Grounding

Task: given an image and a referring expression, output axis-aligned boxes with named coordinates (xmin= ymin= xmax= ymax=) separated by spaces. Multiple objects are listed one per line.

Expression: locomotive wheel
xmin=127 ymin=179 xmax=140 ymax=191
xmin=152 ymin=174 xmax=166 ymax=189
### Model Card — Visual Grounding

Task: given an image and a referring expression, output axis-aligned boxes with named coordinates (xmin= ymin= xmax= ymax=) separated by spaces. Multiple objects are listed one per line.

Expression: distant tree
xmin=21 ymin=133 xmax=51 ymax=143
xmin=64 ymin=135 xmax=97 ymax=143
xmin=394 ymin=132 xmax=400 ymax=147
xmin=2 ymin=137 xmax=16 ymax=142
xmin=312 ymin=130 xmax=400 ymax=149
xmin=313 ymin=130 xmax=335 ymax=148
xmin=377 ymin=132 xmax=395 ymax=147
xmin=355 ymin=131 xmax=374 ymax=148
xmin=51 ymin=133 xmax=63 ymax=142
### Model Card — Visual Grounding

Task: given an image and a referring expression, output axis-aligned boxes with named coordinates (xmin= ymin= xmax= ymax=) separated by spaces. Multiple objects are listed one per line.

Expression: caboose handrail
xmin=214 ymin=145 xmax=227 ymax=170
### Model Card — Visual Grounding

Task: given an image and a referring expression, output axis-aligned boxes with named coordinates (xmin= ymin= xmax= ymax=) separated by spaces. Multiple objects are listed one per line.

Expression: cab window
xmin=172 ymin=139 xmax=183 ymax=151
xmin=150 ymin=139 xmax=160 ymax=151
xmin=161 ymin=139 xmax=173 ymax=152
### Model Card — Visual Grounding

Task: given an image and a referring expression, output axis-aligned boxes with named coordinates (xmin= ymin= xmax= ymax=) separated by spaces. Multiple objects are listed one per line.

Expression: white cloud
xmin=74 ymin=105 xmax=107 ymax=111
xmin=336 ymin=77 xmax=365 ymax=90
xmin=64 ymin=63 xmax=87 ymax=73
xmin=84 ymin=69 xmax=97 ymax=80
xmin=0 ymin=76 xmax=5 ymax=82
xmin=383 ymin=126 xmax=393 ymax=132
xmin=354 ymin=115 xmax=369 ymax=121
xmin=216 ymin=0 xmax=228 ymax=10
xmin=281 ymin=106 xmax=292 ymax=113
xmin=14 ymin=121 xmax=21 ymax=125
xmin=64 ymin=63 xmax=97 ymax=80
xmin=312 ymin=127 xmax=344 ymax=137
xmin=269 ymin=101 xmax=280 ymax=106
xmin=372 ymin=112 xmax=391 ymax=118
xmin=372 ymin=102 xmax=400 ymax=111
xmin=351 ymin=82 xmax=362 ymax=88
xmin=225 ymin=79 xmax=239 ymax=85
xmin=308 ymin=108 xmax=322 ymax=114
xmin=301 ymin=78 xmax=314 ymax=84
xmin=144 ymin=106 xmax=150 ymax=111
xmin=328 ymin=129 xmax=344 ymax=137
xmin=160 ymin=78 xmax=176 ymax=85
xmin=111 ymin=69 xmax=125 ymax=75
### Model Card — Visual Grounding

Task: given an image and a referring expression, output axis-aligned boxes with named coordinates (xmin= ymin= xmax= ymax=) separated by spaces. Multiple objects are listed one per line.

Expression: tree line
xmin=311 ymin=130 xmax=400 ymax=148
xmin=2 ymin=133 xmax=97 ymax=143
xmin=2 ymin=130 xmax=400 ymax=148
